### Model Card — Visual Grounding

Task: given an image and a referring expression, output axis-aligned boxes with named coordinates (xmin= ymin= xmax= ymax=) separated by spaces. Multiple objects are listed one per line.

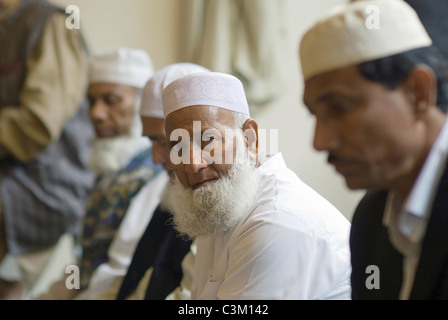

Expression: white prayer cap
xmin=140 ymin=63 xmax=211 ymax=119
xmin=299 ymin=0 xmax=433 ymax=82
xmin=89 ymin=47 xmax=154 ymax=89
xmin=162 ymin=72 xmax=250 ymax=118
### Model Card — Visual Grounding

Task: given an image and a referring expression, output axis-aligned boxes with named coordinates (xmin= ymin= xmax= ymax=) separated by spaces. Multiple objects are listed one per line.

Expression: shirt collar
xmin=404 ymin=118 xmax=448 ymax=218
xmin=384 ymin=118 xmax=448 ymax=240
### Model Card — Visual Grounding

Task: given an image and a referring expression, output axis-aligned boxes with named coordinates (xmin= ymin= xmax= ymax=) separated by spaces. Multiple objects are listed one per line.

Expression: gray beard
xmin=88 ymin=135 xmax=150 ymax=175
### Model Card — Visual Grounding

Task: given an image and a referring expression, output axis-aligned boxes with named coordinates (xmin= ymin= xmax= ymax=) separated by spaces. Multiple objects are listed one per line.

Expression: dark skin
xmin=141 ymin=116 xmax=172 ymax=174
xmin=303 ymin=64 xmax=446 ymax=202
xmin=88 ymin=83 xmax=137 ymax=138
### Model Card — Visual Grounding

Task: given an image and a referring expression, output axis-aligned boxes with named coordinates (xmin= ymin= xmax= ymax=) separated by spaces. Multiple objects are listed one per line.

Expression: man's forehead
xmin=304 ymin=66 xmax=363 ymax=102
xmin=88 ymin=82 xmax=134 ymax=95
xmin=141 ymin=119 xmax=165 ymax=140
xmin=165 ymin=105 xmax=234 ymax=130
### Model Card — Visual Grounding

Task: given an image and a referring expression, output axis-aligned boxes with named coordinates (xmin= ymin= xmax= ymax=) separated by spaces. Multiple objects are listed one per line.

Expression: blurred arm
xmin=0 ymin=13 xmax=88 ymax=162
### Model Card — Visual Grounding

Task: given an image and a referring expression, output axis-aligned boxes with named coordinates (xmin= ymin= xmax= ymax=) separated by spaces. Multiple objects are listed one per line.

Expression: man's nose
xmin=90 ymin=101 xmax=108 ymax=122
xmin=184 ymin=145 xmax=207 ymax=173
xmin=312 ymin=119 xmax=339 ymax=152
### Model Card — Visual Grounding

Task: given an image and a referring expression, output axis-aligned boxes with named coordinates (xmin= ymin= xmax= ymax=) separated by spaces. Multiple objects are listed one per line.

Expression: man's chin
xmin=342 ymin=175 xmax=375 ymax=191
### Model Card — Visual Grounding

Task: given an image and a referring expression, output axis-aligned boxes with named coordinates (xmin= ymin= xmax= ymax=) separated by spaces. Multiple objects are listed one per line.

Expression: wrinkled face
xmin=88 ymin=83 xmax=136 ymax=138
xmin=303 ymin=65 xmax=426 ymax=190
xmin=164 ymin=105 xmax=238 ymax=190
xmin=141 ymin=116 xmax=172 ymax=174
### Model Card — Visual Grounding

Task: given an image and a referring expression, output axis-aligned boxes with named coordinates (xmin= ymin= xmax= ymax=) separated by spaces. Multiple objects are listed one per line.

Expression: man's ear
xmin=242 ymin=118 xmax=259 ymax=165
xmin=403 ymin=64 xmax=437 ymax=115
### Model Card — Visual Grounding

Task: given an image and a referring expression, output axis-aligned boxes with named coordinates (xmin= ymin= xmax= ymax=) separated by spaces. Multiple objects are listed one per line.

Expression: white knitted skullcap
xmin=299 ymin=0 xmax=433 ymax=81
xmin=140 ymin=63 xmax=211 ymax=119
xmin=89 ymin=47 xmax=154 ymax=89
xmin=162 ymin=72 xmax=250 ymax=118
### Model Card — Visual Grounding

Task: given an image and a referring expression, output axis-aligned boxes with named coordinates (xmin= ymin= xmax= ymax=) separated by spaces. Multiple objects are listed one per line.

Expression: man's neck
xmin=391 ymin=108 xmax=447 ymax=203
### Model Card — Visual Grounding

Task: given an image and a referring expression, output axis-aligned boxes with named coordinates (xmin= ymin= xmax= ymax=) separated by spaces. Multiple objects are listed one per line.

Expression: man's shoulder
xmin=351 ymin=190 xmax=388 ymax=232
xmin=350 ymin=189 xmax=391 ymax=259
xmin=237 ymin=195 xmax=350 ymax=247
xmin=19 ymin=0 xmax=65 ymax=27
xmin=256 ymin=161 xmax=348 ymax=225
xmin=349 ymin=190 xmax=405 ymax=299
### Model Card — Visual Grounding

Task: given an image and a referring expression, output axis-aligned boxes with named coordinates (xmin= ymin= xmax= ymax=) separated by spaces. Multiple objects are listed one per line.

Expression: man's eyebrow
xmin=307 ymin=91 xmax=354 ymax=106
xmin=315 ymin=92 xmax=344 ymax=104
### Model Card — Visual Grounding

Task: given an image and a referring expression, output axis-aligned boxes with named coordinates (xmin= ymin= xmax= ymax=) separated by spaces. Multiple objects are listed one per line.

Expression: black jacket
xmin=350 ymin=162 xmax=448 ymax=299
xmin=116 ymin=205 xmax=192 ymax=300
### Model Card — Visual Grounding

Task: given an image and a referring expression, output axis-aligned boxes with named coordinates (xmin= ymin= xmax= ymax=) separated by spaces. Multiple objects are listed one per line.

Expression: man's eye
xmin=327 ymin=101 xmax=353 ymax=116
xmin=104 ymin=95 xmax=121 ymax=106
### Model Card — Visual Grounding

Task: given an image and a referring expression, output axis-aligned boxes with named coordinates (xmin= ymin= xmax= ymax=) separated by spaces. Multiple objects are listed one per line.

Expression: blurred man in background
xmin=112 ymin=62 xmax=210 ymax=300
xmin=36 ymin=47 xmax=167 ymax=300
xmin=0 ymin=0 xmax=95 ymax=299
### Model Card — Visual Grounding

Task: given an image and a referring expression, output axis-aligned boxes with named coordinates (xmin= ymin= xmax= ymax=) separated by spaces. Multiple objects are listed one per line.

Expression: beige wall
xmin=254 ymin=0 xmax=365 ymax=221
xmin=49 ymin=0 xmax=364 ymax=220
xmin=49 ymin=0 xmax=182 ymax=69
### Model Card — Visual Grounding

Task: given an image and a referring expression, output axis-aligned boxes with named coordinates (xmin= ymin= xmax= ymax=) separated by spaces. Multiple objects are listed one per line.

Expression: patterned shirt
xmin=79 ymin=147 xmax=162 ymax=289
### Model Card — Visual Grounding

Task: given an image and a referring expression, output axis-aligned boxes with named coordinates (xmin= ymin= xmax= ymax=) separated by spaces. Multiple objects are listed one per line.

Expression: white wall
xmin=255 ymin=0 xmax=366 ymax=220
xmin=49 ymin=0 xmax=364 ymax=220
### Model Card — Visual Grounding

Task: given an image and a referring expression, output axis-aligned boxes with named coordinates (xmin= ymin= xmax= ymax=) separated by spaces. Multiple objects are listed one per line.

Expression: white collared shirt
xmin=383 ymin=118 xmax=448 ymax=299
xmin=191 ymin=153 xmax=352 ymax=300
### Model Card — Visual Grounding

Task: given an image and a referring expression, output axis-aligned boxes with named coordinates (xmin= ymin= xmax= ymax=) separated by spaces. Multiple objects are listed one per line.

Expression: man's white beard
xmin=88 ymin=135 xmax=150 ymax=175
xmin=166 ymin=132 xmax=259 ymax=240
xmin=88 ymin=107 xmax=150 ymax=175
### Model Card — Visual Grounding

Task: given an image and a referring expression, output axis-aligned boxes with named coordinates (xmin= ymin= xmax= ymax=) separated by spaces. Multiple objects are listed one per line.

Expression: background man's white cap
xmin=140 ymin=63 xmax=211 ymax=119
xmin=299 ymin=0 xmax=433 ymax=82
xmin=89 ymin=47 xmax=154 ymax=89
xmin=162 ymin=72 xmax=250 ymax=118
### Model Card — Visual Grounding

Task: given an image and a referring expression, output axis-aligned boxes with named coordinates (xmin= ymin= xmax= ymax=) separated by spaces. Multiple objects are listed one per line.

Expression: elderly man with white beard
xmin=36 ymin=47 xmax=168 ymax=300
xmin=162 ymin=72 xmax=353 ymax=300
